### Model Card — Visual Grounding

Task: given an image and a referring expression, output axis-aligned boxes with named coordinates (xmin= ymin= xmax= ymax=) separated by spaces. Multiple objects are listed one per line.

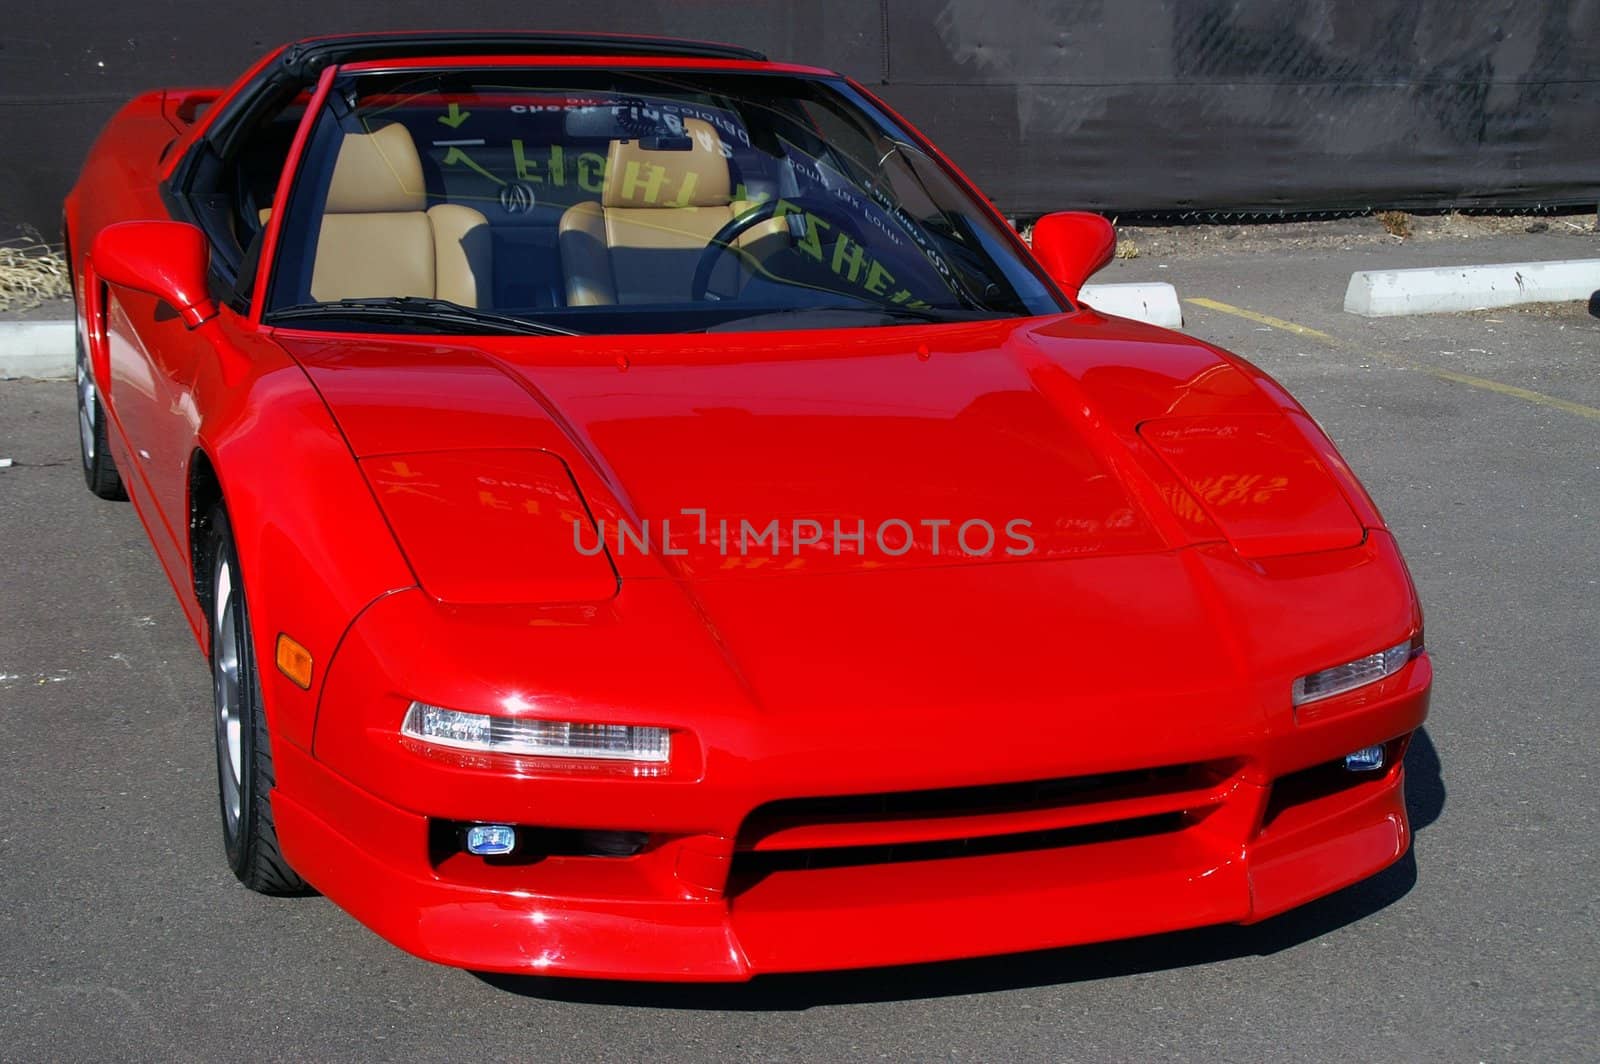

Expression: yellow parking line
xmin=1184 ymin=297 xmax=1337 ymax=343
xmin=1423 ymin=368 xmax=1600 ymax=421
xmin=1185 ymin=296 xmax=1600 ymax=422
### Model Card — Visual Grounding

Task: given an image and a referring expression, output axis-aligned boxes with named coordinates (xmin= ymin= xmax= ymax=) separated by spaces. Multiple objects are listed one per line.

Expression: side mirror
xmin=1029 ymin=211 xmax=1117 ymax=300
xmin=90 ymin=221 xmax=217 ymax=327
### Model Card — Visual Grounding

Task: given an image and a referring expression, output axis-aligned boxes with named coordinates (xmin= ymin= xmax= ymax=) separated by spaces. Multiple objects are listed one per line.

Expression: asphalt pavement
xmin=1 ymin=233 xmax=1596 ymax=1061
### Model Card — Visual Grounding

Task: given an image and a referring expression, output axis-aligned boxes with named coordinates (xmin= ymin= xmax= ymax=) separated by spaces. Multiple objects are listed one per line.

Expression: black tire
xmin=206 ymin=506 xmax=310 ymax=895
xmin=75 ymin=327 xmax=126 ymax=500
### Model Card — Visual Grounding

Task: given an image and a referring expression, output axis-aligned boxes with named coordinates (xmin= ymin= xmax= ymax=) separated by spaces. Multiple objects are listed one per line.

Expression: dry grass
xmin=1377 ymin=210 xmax=1412 ymax=240
xmin=0 ymin=238 xmax=70 ymax=312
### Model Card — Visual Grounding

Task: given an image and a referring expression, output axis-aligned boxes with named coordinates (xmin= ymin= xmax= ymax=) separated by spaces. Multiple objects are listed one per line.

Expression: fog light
xmin=1343 ymin=745 xmax=1386 ymax=772
xmin=465 ymin=823 xmax=517 ymax=855
xmin=401 ymin=701 xmax=671 ymax=762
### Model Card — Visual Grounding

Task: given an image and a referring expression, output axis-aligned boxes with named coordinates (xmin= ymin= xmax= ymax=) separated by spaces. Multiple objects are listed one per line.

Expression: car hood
xmin=276 ymin=310 xmax=1363 ymax=585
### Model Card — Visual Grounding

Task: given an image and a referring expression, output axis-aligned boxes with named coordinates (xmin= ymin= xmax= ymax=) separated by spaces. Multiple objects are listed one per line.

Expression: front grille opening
xmin=737 ymin=760 xmax=1237 ymax=852
xmin=428 ymin=820 xmax=649 ymax=868
xmin=728 ymin=811 xmax=1193 ymax=895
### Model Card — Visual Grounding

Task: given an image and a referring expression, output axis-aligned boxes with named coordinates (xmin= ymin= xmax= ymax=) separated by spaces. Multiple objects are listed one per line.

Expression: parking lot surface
xmin=1 ymin=233 xmax=1595 ymax=1061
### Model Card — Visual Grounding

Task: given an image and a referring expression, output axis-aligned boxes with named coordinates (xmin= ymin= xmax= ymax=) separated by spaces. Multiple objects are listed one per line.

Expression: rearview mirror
xmin=1029 ymin=211 xmax=1117 ymax=300
xmin=91 ymin=221 xmax=217 ymax=327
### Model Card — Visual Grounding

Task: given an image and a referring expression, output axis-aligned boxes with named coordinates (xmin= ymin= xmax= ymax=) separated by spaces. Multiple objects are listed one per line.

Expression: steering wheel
xmin=691 ymin=200 xmax=787 ymax=301
xmin=691 ymin=199 xmax=857 ymax=302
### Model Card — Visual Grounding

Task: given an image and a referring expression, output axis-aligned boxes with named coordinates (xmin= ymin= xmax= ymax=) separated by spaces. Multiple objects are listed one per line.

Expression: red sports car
xmin=65 ymin=32 xmax=1431 ymax=980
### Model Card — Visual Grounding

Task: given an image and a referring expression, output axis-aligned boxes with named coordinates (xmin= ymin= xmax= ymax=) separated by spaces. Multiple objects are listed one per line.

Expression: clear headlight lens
xmin=401 ymin=701 xmax=670 ymax=763
xmin=1292 ymin=639 xmax=1414 ymax=706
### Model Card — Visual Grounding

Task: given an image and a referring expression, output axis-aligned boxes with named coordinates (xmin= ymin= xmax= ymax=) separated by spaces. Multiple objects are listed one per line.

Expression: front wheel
xmin=207 ymin=506 xmax=310 ymax=894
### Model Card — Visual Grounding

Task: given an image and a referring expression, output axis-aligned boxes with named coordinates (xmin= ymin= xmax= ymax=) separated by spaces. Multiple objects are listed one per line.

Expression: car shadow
xmin=476 ymin=727 xmax=1444 ymax=1010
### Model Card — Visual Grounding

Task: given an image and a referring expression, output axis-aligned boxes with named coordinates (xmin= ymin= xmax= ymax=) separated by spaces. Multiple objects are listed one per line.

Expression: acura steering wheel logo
xmin=499 ymin=183 xmax=538 ymax=213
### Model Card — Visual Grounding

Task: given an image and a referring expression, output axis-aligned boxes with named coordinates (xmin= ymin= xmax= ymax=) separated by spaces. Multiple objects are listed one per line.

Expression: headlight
xmin=1292 ymin=639 xmax=1415 ymax=706
xmin=359 ymin=449 xmax=618 ymax=606
xmin=1138 ymin=414 xmax=1366 ymax=558
xmin=401 ymin=701 xmax=670 ymax=762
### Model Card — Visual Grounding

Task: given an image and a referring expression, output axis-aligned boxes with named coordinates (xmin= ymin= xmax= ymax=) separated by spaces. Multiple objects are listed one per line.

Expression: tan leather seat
xmin=558 ymin=118 xmax=783 ymax=306
xmin=310 ymin=123 xmax=492 ymax=307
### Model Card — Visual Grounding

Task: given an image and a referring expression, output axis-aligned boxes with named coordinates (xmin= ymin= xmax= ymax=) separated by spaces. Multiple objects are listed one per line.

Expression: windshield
xmin=265 ymin=67 xmax=1064 ymax=334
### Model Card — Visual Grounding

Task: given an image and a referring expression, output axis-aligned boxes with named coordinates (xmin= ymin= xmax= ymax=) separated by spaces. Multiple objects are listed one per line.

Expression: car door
xmin=103 ymin=287 xmax=214 ymax=579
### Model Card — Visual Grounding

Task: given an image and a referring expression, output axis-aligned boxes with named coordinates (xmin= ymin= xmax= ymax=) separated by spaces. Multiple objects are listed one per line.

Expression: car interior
xmin=289 ymin=115 xmax=790 ymax=310
xmin=245 ymin=98 xmax=799 ymax=313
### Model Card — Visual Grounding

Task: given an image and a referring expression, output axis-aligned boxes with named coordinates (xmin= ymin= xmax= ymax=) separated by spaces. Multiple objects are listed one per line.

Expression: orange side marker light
xmin=276 ymin=633 xmax=314 ymax=690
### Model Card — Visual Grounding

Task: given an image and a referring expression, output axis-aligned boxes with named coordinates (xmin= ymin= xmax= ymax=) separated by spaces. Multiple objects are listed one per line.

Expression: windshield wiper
xmin=839 ymin=303 xmax=999 ymax=323
xmin=704 ymin=303 xmax=1001 ymax=332
xmin=267 ymin=297 xmax=580 ymax=337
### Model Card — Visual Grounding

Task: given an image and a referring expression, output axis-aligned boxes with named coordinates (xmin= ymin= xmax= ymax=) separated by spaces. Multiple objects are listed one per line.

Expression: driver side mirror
xmin=91 ymin=221 xmax=217 ymax=328
xmin=1029 ymin=211 xmax=1117 ymax=300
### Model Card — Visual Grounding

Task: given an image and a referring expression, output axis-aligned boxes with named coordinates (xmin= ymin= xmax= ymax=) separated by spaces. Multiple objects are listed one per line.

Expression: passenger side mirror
xmin=91 ymin=221 xmax=217 ymax=327
xmin=1029 ymin=211 xmax=1117 ymax=300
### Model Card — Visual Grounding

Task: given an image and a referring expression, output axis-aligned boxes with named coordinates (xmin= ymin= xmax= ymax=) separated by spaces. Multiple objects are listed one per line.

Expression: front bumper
xmin=273 ymin=657 xmax=1431 ymax=981
xmin=274 ymin=765 xmax=1418 ymax=980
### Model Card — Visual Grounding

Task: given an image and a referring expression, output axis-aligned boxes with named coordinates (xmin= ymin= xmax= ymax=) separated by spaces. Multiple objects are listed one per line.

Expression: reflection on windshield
xmin=266 ymin=69 xmax=1062 ymax=335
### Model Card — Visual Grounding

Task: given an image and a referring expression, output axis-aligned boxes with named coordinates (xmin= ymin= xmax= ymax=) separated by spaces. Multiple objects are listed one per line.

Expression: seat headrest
xmin=602 ymin=118 xmax=732 ymax=209
xmin=326 ymin=123 xmax=426 ymax=213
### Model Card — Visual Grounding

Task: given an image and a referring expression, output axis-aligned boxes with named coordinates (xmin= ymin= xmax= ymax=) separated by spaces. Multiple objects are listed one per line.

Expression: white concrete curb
xmin=0 ymin=320 xmax=75 ymax=379
xmin=1344 ymin=258 xmax=1600 ymax=317
xmin=1079 ymin=282 xmax=1184 ymax=328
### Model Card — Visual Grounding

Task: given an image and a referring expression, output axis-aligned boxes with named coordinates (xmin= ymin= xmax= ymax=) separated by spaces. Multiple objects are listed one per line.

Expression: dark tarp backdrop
xmin=1 ymin=0 xmax=1596 ymax=235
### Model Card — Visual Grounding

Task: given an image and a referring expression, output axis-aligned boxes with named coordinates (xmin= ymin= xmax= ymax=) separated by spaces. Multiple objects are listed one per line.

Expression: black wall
xmin=3 ymin=0 xmax=1597 ymax=236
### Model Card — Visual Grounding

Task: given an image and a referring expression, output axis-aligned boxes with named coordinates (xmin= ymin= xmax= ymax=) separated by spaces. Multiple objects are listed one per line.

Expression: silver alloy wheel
xmin=76 ymin=342 xmax=96 ymax=464
xmin=213 ymin=556 xmax=244 ymax=829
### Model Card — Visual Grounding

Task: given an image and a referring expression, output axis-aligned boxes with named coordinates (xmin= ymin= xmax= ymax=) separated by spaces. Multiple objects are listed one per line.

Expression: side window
xmin=177 ymin=92 xmax=309 ymax=307
xmin=228 ymin=99 xmax=307 ymax=235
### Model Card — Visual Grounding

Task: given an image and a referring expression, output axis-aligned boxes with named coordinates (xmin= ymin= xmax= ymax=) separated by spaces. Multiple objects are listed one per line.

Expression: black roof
xmin=209 ymin=32 xmax=769 ymax=158
xmin=279 ymin=31 xmax=766 ymax=79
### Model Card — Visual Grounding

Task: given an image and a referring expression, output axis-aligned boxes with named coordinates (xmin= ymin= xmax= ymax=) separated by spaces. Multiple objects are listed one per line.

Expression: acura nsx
xmin=65 ymin=32 xmax=1431 ymax=980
